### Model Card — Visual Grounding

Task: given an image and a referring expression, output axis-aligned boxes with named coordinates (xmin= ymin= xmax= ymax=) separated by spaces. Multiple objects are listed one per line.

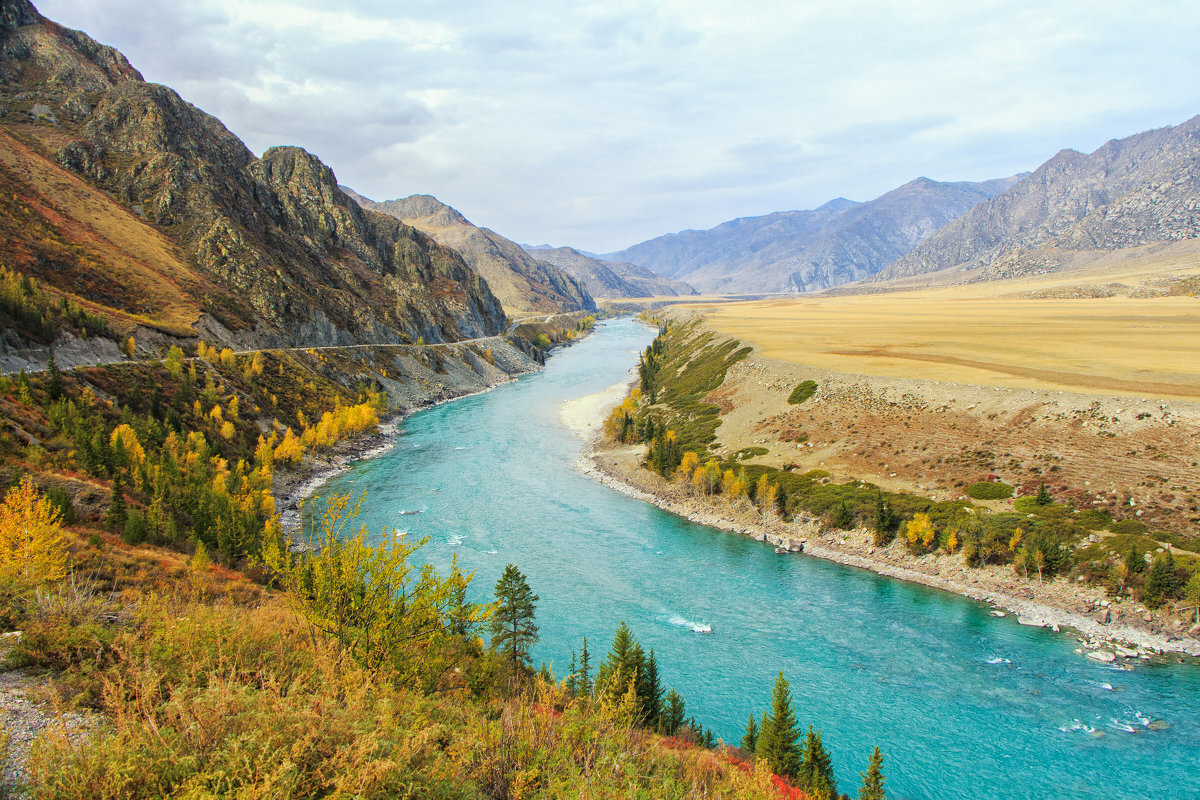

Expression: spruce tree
xmin=489 ymin=564 xmax=539 ymax=671
xmin=859 ymin=746 xmax=885 ymax=800
xmin=798 ymin=726 xmax=837 ymax=799
xmin=660 ymin=689 xmax=685 ymax=735
xmin=566 ymin=651 xmax=579 ymax=696
xmin=640 ymin=648 xmax=663 ymax=727
xmin=579 ymin=636 xmax=592 ymax=697
xmin=741 ymin=712 xmax=759 ymax=753
xmin=46 ymin=350 xmax=64 ymax=401
xmin=596 ymin=622 xmax=641 ymax=701
xmin=1035 ymin=482 xmax=1052 ymax=506
xmin=759 ymin=671 xmax=800 ymax=778
xmin=833 ymin=500 xmax=853 ymax=529
xmin=106 ymin=473 xmax=127 ymax=531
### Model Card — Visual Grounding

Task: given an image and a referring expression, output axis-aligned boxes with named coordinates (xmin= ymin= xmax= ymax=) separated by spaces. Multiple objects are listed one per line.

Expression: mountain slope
xmin=0 ymin=0 xmax=506 ymax=349
xmin=523 ymin=245 xmax=695 ymax=298
xmin=608 ymin=178 xmax=1022 ymax=294
xmin=351 ymin=192 xmax=595 ymax=315
xmin=877 ymin=116 xmax=1200 ymax=282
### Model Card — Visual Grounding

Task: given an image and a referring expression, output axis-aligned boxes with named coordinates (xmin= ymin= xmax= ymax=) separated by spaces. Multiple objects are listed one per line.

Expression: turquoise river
xmin=315 ymin=318 xmax=1200 ymax=799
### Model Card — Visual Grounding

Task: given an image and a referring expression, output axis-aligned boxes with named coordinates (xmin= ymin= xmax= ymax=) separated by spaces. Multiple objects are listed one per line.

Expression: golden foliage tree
xmin=0 ymin=478 xmax=68 ymax=582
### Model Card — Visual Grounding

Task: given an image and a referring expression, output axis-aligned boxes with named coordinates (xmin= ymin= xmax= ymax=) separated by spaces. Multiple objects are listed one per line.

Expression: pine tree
xmin=579 ymin=636 xmax=592 ymax=697
xmin=1035 ymin=482 xmax=1051 ymax=506
xmin=640 ymin=648 xmax=663 ymax=727
xmin=46 ymin=350 xmax=64 ymax=401
xmin=660 ymin=689 xmax=685 ymax=736
xmin=833 ymin=500 xmax=853 ymax=529
xmin=798 ymin=726 xmax=837 ymax=799
xmin=859 ymin=746 xmax=885 ymax=800
xmin=741 ymin=712 xmax=759 ymax=753
xmin=596 ymin=622 xmax=641 ymax=702
xmin=566 ymin=651 xmax=579 ymax=696
xmin=489 ymin=563 xmax=539 ymax=671
xmin=759 ymin=671 xmax=800 ymax=778
xmin=873 ymin=492 xmax=895 ymax=544
xmin=106 ymin=473 xmax=127 ymax=531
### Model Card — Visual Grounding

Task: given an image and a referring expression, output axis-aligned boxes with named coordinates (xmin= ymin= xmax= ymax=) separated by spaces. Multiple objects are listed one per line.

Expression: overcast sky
xmin=36 ymin=0 xmax=1200 ymax=253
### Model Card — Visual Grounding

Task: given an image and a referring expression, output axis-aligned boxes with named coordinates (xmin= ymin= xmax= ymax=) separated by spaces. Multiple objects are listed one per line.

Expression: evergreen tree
xmin=640 ymin=648 xmax=663 ymax=727
xmin=566 ymin=651 xmax=579 ymax=696
xmin=106 ymin=473 xmax=127 ymax=531
xmin=873 ymin=493 xmax=895 ymax=544
xmin=578 ymin=636 xmax=592 ymax=697
xmin=489 ymin=563 xmax=539 ymax=671
xmin=1035 ymin=482 xmax=1052 ymax=506
xmin=859 ymin=746 xmax=886 ymax=800
xmin=46 ymin=350 xmax=64 ymax=401
xmin=596 ymin=622 xmax=642 ymax=702
xmin=1145 ymin=549 xmax=1183 ymax=607
xmin=741 ymin=712 xmax=759 ymax=753
xmin=538 ymin=661 xmax=554 ymax=684
xmin=833 ymin=500 xmax=853 ymax=529
xmin=758 ymin=671 xmax=800 ymax=779
xmin=798 ymin=726 xmax=837 ymax=799
xmin=660 ymin=689 xmax=685 ymax=736
xmin=1125 ymin=543 xmax=1144 ymax=575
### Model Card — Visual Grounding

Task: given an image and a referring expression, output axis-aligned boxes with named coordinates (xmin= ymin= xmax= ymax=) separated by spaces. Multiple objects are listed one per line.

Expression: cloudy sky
xmin=36 ymin=0 xmax=1200 ymax=253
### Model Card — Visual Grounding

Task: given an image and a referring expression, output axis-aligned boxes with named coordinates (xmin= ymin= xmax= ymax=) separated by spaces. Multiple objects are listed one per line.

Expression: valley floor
xmin=578 ymin=317 xmax=1200 ymax=660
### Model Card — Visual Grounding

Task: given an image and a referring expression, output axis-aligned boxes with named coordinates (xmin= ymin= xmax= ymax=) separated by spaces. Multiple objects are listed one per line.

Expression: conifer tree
xmin=859 ymin=746 xmax=885 ymax=800
xmin=579 ymin=636 xmax=592 ymax=697
xmin=46 ymin=350 xmax=63 ymax=400
xmin=1035 ymin=481 xmax=1052 ymax=506
xmin=741 ymin=712 xmax=759 ymax=753
xmin=660 ymin=689 xmax=685 ymax=735
xmin=566 ymin=651 xmax=579 ymax=696
xmin=640 ymin=648 xmax=663 ymax=727
xmin=759 ymin=671 xmax=800 ymax=778
xmin=798 ymin=726 xmax=837 ymax=799
xmin=106 ymin=473 xmax=127 ymax=531
xmin=489 ymin=563 xmax=539 ymax=671
xmin=596 ymin=622 xmax=641 ymax=701
xmin=833 ymin=500 xmax=853 ymax=529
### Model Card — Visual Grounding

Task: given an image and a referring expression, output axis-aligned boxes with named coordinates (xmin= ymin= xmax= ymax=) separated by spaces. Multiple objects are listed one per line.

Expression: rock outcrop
xmin=877 ymin=116 xmax=1200 ymax=282
xmin=0 ymin=0 xmax=506 ymax=347
xmin=350 ymin=191 xmax=596 ymax=315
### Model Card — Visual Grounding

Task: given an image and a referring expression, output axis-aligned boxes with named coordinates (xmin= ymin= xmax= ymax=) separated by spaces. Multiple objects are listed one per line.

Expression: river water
xmin=315 ymin=318 xmax=1200 ymax=799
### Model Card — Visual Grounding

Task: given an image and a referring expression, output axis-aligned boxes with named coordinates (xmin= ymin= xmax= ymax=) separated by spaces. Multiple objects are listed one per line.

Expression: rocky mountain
xmin=349 ymin=191 xmax=595 ymax=315
xmin=522 ymin=245 xmax=695 ymax=298
xmin=607 ymin=177 xmax=1023 ymax=294
xmin=0 ymin=0 xmax=507 ymax=351
xmin=877 ymin=116 xmax=1200 ymax=282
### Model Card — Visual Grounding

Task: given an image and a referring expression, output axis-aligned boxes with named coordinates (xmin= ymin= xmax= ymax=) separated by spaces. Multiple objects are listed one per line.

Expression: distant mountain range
xmin=604 ymin=176 xmax=1025 ymax=294
xmin=342 ymin=191 xmax=595 ymax=315
xmin=876 ymin=116 xmax=1200 ymax=282
xmin=522 ymin=245 xmax=695 ymax=298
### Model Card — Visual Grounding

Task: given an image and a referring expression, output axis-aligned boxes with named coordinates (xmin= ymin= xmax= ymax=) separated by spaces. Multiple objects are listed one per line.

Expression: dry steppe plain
xmin=670 ymin=251 xmax=1200 ymax=536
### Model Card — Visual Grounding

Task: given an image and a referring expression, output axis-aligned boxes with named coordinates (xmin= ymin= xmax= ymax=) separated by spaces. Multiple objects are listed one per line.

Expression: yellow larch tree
xmin=0 ymin=478 xmax=68 ymax=582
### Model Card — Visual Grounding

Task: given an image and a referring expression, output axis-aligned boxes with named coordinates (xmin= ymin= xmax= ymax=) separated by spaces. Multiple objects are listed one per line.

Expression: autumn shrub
xmin=787 ymin=380 xmax=818 ymax=405
xmin=966 ymin=481 xmax=1013 ymax=500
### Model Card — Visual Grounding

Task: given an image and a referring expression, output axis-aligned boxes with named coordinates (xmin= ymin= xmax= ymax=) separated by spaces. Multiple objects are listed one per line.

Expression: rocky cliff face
xmin=878 ymin=117 xmax=1200 ymax=281
xmin=352 ymin=192 xmax=596 ymax=315
xmin=606 ymin=177 xmax=1021 ymax=294
xmin=523 ymin=245 xmax=695 ymax=298
xmin=0 ymin=0 xmax=506 ymax=347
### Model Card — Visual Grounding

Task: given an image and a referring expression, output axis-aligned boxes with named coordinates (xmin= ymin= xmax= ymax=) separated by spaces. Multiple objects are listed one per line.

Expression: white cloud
xmin=34 ymin=0 xmax=1200 ymax=252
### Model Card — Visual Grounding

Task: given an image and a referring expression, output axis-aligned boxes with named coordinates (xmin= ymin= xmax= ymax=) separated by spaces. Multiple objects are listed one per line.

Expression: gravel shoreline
xmin=577 ymin=437 xmax=1200 ymax=661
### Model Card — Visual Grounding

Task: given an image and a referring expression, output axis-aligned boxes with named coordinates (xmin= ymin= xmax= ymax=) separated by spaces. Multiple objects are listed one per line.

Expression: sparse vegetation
xmin=787 ymin=380 xmax=817 ymax=405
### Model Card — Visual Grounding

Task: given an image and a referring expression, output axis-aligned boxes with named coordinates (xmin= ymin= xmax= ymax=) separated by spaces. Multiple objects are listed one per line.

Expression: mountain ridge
xmin=522 ymin=245 xmax=696 ymax=299
xmin=877 ymin=116 xmax=1200 ymax=282
xmin=0 ymin=0 xmax=508 ymax=351
xmin=605 ymin=175 xmax=1025 ymax=293
xmin=346 ymin=190 xmax=596 ymax=315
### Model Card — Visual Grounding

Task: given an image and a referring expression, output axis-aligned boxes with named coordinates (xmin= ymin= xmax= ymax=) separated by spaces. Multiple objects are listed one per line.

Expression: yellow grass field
xmin=682 ymin=257 xmax=1200 ymax=399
